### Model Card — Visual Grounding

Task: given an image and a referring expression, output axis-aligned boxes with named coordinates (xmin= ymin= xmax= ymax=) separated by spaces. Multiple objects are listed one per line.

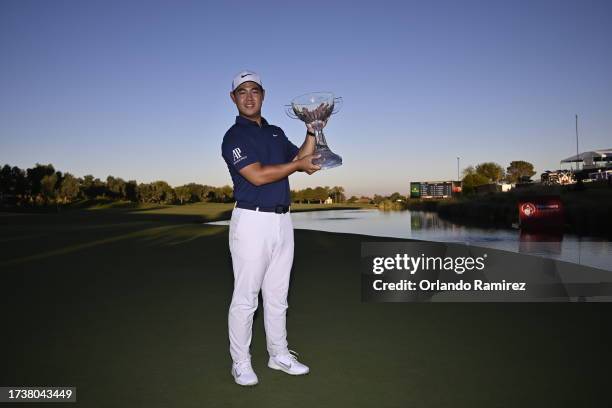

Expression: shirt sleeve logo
xmin=232 ymin=147 xmax=247 ymax=164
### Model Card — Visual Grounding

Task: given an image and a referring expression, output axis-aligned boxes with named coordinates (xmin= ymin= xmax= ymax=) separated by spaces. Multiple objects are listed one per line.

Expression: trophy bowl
xmin=286 ymin=92 xmax=343 ymax=170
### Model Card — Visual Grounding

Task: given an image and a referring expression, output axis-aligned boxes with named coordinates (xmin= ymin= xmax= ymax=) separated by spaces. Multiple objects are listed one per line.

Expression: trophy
xmin=286 ymin=92 xmax=343 ymax=170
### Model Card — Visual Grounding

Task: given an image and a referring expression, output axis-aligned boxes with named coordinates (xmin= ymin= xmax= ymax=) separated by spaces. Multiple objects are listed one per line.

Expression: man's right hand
xmin=296 ymin=154 xmax=322 ymax=175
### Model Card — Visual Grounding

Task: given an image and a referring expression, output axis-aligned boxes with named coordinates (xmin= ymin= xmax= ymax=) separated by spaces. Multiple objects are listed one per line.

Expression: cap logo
xmin=232 ymin=70 xmax=262 ymax=91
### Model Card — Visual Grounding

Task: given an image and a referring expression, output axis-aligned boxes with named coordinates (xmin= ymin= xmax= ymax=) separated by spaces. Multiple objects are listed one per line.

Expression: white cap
xmin=231 ymin=70 xmax=263 ymax=92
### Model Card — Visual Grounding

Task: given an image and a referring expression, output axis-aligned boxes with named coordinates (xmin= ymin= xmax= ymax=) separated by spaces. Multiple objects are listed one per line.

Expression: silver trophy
xmin=286 ymin=92 xmax=343 ymax=170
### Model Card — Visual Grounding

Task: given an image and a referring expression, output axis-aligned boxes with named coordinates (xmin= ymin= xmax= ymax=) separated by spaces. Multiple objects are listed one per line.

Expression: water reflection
xmin=208 ymin=209 xmax=611 ymax=271
xmin=519 ymin=230 xmax=564 ymax=256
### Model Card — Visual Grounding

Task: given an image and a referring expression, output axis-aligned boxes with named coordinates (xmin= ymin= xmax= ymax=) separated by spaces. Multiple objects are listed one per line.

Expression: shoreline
xmin=405 ymin=183 xmax=612 ymax=240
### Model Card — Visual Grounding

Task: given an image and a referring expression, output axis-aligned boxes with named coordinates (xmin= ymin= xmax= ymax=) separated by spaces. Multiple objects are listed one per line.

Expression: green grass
xmin=1 ymin=203 xmax=609 ymax=407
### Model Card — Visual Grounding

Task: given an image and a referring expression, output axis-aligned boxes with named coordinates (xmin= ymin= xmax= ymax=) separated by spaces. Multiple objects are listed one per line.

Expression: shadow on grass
xmin=1 ymin=204 xmax=610 ymax=407
xmin=0 ymin=205 xmax=235 ymax=228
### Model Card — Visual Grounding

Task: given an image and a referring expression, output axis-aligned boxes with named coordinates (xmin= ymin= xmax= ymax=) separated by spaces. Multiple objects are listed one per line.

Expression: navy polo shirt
xmin=222 ymin=116 xmax=300 ymax=207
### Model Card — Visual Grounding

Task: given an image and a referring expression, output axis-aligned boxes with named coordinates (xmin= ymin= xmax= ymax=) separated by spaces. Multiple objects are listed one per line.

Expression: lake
xmin=208 ymin=209 xmax=611 ymax=271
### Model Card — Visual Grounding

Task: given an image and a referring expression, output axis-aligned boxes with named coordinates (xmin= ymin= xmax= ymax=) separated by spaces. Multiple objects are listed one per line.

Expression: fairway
xmin=1 ymin=204 xmax=609 ymax=407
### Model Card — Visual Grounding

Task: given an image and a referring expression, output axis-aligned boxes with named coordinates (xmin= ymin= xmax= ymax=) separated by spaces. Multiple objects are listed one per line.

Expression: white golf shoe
xmin=231 ymin=359 xmax=258 ymax=386
xmin=268 ymin=350 xmax=310 ymax=375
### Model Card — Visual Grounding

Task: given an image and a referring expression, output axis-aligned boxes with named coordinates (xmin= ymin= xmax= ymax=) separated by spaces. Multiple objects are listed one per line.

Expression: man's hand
xmin=296 ymin=154 xmax=322 ymax=175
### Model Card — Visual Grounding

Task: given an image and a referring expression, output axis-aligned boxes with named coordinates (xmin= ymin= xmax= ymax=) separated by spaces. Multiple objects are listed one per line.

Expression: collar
xmin=235 ymin=115 xmax=269 ymax=128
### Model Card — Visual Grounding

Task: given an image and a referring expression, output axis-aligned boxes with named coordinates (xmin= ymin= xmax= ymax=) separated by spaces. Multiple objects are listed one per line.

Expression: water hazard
xmin=209 ymin=209 xmax=611 ymax=271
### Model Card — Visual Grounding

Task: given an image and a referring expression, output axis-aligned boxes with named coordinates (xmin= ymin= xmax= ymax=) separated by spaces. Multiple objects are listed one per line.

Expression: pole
xmin=575 ymin=114 xmax=579 ymax=171
xmin=457 ymin=157 xmax=460 ymax=180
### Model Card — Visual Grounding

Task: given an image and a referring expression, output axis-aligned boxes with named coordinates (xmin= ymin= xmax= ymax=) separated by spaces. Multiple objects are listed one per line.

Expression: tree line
xmin=461 ymin=160 xmax=536 ymax=193
xmin=0 ymin=163 xmax=351 ymax=208
xmin=0 ymin=163 xmax=234 ymax=207
xmin=290 ymin=186 xmax=346 ymax=204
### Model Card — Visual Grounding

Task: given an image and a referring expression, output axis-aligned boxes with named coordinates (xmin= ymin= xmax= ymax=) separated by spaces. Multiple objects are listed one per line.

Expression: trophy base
xmin=313 ymin=147 xmax=342 ymax=170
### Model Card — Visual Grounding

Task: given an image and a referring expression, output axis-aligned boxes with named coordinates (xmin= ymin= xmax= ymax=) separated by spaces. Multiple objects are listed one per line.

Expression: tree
xmin=40 ymin=173 xmax=58 ymax=204
xmin=0 ymin=165 xmax=25 ymax=203
xmin=177 ymin=183 xmax=205 ymax=203
xmin=107 ymin=176 xmax=127 ymax=199
xmin=505 ymin=161 xmax=536 ymax=184
xmin=0 ymin=165 xmax=12 ymax=199
xmin=81 ymin=175 xmax=95 ymax=199
xmin=125 ymin=180 xmax=139 ymax=202
xmin=138 ymin=183 xmax=154 ymax=203
xmin=461 ymin=173 xmax=489 ymax=194
xmin=54 ymin=170 xmax=64 ymax=191
xmin=218 ymin=185 xmax=234 ymax=202
xmin=291 ymin=189 xmax=304 ymax=203
xmin=27 ymin=163 xmax=55 ymax=198
xmin=475 ymin=162 xmax=504 ymax=183
xmin=388 ymin=192 xmax=404 ymax=202
xmin=330 ymin=186 xmax=346 ymax=203
xmin=60 ymin=173 xmax=80 ymax=203
xmin=313 ymin=186 xmax=328 ymax=203
xmin=153 ymin=181 xmax=175 ymax=204
xmin=462 ymin=166 xmax=476 ymax=177
xmin=14 ymin=166 xmax=28 ymax=199
xmin=302 ymin=187 xmax=315 ymax=203
xmin=81 ymin=175 xmax=106 ymax=199
xmin=372 ymin=194 xmax=385 ymax=205
xmin=175 ymin=186 xmax=191 ymax=204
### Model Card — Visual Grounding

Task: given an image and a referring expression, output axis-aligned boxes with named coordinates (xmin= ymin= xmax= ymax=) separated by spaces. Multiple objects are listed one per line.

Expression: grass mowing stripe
xmin=0 ymin=224 xmax=185 ymax=267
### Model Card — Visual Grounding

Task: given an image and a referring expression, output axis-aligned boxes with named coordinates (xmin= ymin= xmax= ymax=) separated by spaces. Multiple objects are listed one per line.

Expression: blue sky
xmin=1 ymin=0 xmax=610 ymax=196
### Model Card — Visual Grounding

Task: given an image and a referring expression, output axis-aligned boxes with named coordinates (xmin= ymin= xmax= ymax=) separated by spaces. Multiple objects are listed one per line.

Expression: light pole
xmin=457 ymin=157 xmax=460 ymax=181
xmin=575 ymin=114 xmax=579 ymax=171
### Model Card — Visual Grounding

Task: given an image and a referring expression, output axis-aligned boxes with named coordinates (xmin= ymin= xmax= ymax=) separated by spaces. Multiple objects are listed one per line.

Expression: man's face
xmin=230 ymin=82 xmax=264 ymax=119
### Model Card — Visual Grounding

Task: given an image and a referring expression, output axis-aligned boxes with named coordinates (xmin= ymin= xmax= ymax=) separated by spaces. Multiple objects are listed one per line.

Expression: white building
xmin=561 ymin=148 xmax=612 ymax=170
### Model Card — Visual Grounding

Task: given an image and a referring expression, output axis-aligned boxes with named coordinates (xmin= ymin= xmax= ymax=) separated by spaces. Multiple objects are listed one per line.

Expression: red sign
xmin=518 ymin=196 xmax=564 ymax=230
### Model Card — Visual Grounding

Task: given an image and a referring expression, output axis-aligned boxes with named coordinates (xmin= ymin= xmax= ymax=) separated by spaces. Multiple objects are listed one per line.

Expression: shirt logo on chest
xmin=272 ymin=134 xmax=278 ymax=137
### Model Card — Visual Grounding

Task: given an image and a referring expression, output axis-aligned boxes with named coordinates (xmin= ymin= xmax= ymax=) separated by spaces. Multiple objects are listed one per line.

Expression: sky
xmin=1 ymin=0 xmax=611 ymax=197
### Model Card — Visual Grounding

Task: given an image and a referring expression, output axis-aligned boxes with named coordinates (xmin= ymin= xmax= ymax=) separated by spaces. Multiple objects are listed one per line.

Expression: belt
xmin=235 ymin=202 xmax=290 ymax=214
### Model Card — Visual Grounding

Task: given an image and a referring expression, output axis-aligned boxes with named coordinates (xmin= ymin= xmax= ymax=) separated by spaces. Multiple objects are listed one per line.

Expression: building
xmin=561 ymin=148 xmax=612 ymax=170
xmin=541 ymin=148 xmax=612 ymax=184
xmin=588 ymin=169 xmax=612 ymax=182
xmin=541 ymin=170 xmax=576 ymax=185
xmin=474 ymin=183 xmax=514 ymax=194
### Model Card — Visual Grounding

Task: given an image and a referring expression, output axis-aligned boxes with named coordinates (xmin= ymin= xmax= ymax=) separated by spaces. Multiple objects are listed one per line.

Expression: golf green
xmin=1 ymin=204 xmax=609 ymax=407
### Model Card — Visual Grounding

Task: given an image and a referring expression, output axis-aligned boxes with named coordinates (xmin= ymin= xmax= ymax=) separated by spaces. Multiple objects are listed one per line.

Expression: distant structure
xmin=474 ymin=182 xmax=515 ymax=194
xmin=560 ymin=148 xmax=612 ymax=170
xmin=541 ymin=148 xmax=612 ymax=184
xmin=541 ymin=170 xmax=576 ymax=185
xmin=410 ymin=181 xmax=462 ymax=199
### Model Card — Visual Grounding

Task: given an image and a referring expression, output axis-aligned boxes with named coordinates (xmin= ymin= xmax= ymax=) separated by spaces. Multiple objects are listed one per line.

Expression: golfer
xmin=221 ymin=70 xmax=321 ymax=386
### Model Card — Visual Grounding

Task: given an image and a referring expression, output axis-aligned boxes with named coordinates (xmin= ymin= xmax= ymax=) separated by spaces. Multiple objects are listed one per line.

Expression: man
xmin=221 ymin=70 xmax=321 ymax=386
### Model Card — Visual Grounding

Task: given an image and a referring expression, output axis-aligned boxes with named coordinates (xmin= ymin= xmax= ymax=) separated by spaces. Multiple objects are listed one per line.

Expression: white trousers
xmin=228 ymin=207 xmax=294 ymax=362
